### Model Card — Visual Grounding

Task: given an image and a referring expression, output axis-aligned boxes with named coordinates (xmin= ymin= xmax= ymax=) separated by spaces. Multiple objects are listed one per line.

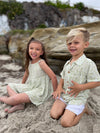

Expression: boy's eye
xmin=67 ymin=42 xmax=72 ymax=46
xmin=74 ymin=41 xmax=79 ymax=44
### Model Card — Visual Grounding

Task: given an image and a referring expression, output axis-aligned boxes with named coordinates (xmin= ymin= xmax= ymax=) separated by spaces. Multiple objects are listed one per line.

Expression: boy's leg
xmin=61 ymin=108 xmax=85 ymax=127
xmin=0 ymin=93 xmax=30 ymax=105
xmin=50 ymin=99 xmax=66 ymax=119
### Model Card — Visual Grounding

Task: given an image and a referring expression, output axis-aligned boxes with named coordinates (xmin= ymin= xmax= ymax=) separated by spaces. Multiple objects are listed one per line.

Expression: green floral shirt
xmin=60 ymin=54 xmax=100 ymax=105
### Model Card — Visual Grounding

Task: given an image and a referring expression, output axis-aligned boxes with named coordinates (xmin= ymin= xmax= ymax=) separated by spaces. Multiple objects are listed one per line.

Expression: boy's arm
xmin=68 ymin=81 xmax=100 ymax=97
xmin=52 ymin=78 xmax=65 ymax=99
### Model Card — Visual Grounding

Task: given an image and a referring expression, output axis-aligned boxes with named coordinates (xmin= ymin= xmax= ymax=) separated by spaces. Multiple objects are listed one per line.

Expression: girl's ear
xmin=85 ymin=41 xmax=89 ymax=48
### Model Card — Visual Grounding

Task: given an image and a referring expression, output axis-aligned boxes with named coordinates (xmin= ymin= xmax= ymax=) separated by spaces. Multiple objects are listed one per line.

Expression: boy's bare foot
xmin=85 ymin=104 xmax=93 ymax=115
xmin=5 ymin=104 xmax=25 ymax=113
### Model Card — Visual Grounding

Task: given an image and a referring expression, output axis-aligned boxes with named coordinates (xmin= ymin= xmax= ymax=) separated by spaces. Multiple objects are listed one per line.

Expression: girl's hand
xmin=67 ymin=81 xmax=82 ymax=97
xmin=52 ymin=87 xmax=65 ymax=99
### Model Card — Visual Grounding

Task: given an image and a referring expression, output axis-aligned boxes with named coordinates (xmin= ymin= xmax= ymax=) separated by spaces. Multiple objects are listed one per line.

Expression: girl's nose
xmin=33 ymin=49 xmax=36 ymax=52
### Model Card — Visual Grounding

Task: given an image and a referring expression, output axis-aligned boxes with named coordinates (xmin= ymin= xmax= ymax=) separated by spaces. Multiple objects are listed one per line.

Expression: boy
xmin=50 ymin=27 xmax=100 ymax=127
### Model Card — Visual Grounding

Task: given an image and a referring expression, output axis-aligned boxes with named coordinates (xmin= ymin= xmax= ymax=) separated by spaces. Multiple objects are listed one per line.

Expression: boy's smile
xmin=67 ymin=35 xmax=89 ymax=60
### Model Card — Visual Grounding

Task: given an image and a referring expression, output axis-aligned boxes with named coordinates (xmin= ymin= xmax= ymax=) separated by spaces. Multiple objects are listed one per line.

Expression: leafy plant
xmin=37 ymin=24 xmax=47 ymax=28
xmin=74 ymin=2 xmax=85 ymax=11
xmin=0 ymin=1 xmax=24 ymax=20
xmin=44 ymin=0 xmax=71 ymax=9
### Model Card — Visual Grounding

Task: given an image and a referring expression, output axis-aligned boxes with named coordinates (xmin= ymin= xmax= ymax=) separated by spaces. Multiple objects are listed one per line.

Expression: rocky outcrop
xmin=0 ymin=21 xmax=100 ymax=75
xmin=8 ymin=2 xmax=62 ymax=30
xmin=30 ymin=21 xmax=100 ymax=74
xmin=7 ymin=2 xmax=100 ymax=30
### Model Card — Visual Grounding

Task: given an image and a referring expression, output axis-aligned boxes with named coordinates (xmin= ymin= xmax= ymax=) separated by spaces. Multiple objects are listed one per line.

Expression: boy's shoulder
xmin=85 ymin=56 xmax=95 ymax=64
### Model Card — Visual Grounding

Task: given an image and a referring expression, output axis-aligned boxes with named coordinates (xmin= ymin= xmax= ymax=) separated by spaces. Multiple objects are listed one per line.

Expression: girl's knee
xmin=7 ymin=85 xmax=11 ymax=91
xmin=7 ymin=85 xmax=9 ymax=89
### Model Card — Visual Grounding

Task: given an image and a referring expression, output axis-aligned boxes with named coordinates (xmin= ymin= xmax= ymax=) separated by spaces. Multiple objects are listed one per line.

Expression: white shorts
xmin=57 ymin=97 xmax=85 ymax=115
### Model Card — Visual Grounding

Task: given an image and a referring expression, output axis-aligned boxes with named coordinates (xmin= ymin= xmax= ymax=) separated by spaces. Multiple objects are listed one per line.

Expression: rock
xmin=0 ymin=21 xmax=100 ymax=75
xmin=0 ymin=36 xmax=8 ymax=54
xmin=30 ymin=21 xmax=100 ymax=74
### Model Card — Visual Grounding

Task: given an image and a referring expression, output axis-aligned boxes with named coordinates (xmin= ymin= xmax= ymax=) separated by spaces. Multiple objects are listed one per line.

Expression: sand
xmin=0 ymin=55 xmax=100 ymax=133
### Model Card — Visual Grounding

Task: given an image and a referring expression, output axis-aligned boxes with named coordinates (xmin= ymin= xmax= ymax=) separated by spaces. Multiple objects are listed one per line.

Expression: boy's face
xmin=66 ymin=34 xmax=89 ymax=58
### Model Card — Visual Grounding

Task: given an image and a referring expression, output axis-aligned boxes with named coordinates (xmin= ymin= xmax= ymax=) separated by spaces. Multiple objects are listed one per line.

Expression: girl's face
xmin=29 ymin=42 xmax=43 ymax=61
xmin=67 ymin=34 xmax=89 ymax=59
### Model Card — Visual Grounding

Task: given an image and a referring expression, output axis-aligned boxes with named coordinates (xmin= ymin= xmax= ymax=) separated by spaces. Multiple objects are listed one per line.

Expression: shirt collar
xmin=66 ymin=54 xmax=86 ymax=65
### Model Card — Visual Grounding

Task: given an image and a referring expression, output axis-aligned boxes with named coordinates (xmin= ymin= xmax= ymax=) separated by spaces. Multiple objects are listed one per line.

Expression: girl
xmin=0 ymin=38 xmax=58 ymax=113
xmin=50 ymin=27 xmax=100 ymax=127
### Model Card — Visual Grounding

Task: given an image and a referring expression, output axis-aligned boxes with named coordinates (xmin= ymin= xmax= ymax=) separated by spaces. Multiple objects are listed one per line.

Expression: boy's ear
xmin=85 ymin=41 xmax=89 ymax=48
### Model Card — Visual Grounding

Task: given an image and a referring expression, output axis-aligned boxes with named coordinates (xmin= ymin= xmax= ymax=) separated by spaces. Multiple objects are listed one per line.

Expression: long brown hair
xmin=25 ymin=37 xmax=48 ymax=70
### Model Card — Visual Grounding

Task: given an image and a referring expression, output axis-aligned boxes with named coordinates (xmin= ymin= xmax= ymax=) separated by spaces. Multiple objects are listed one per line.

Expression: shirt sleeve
xmin=87 ymin=60 xmax=100 ymax=82
xmin=60 ymin=64 xmax=66 ymax=79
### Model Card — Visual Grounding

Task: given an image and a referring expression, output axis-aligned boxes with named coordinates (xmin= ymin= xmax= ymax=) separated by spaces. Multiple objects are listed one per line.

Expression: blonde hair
xmin=66 ymin=27 xmax=90 ymax=44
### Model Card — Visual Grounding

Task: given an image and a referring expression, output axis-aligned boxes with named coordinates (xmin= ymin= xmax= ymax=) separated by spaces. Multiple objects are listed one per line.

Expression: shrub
xmin=44 ymin=0 xmax=71 ymax=9
xmin=0 ymin=1 xmax=24 ymax=20
xmin=74 ymin=2 xmax=85 ymax=11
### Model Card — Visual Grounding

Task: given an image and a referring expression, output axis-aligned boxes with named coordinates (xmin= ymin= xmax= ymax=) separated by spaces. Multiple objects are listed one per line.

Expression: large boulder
xmin=30 ymin=21 xmax=100 ymax=74
xmin=1 ymin=21 xmax=100 ymax=74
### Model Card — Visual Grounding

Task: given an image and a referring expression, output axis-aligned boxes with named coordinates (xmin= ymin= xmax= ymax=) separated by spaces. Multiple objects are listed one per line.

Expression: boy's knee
xmin=50 ymin=110 xmax=59 ymax=119
xmin=61 ymin=118 xmax=72 ymax=127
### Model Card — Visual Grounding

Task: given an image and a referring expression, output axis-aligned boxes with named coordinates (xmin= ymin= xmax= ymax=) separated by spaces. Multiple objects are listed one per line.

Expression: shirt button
xmin=68 ymin=71 xmax=70 ymax=73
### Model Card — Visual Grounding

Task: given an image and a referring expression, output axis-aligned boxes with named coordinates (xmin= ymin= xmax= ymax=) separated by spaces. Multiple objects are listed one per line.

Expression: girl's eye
xmin=36 ymin=48 xmax=40 ymax=51
xmin=30 ymin=47 xmax=33 ymax=49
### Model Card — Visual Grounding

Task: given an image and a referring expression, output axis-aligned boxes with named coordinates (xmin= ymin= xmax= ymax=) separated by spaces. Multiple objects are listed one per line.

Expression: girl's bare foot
xmin=0 ymin=96 xmax=8 ymax=102
xmin=5 ymin=104 xmax=25 ymax=113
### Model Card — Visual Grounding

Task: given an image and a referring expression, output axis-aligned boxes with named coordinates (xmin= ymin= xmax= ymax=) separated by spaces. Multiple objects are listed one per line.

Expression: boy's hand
xmin=52 ymin=87 xmax=65 ymax=99
xmin=67 ymin=81 xmax=82 ymax=97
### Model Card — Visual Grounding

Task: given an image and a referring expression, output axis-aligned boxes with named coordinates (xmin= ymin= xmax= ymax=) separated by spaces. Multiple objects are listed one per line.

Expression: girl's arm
xmin=68 ymin=81 xmax=100 ymax=97
xmin=22 ymin=70 xmax=29 ymax=84
xmin=39 ymin=60 xmax=58 ymax=91
xmin=52 ymin=78 xmax=65 ymax=99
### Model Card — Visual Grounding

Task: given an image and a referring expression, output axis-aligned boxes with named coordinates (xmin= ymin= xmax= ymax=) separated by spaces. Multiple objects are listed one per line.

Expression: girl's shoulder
xmin=38 ymin=59 xmax=45 ymax=63
xmin=38 ymin=59 xmax=48 ymax=69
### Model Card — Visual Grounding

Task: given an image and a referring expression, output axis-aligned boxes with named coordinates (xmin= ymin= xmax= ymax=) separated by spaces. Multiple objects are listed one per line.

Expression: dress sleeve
xmin=87 ymin=60 xmax=100 ymax=82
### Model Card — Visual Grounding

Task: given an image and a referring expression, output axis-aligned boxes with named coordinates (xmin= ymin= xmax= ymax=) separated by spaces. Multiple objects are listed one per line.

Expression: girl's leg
xmin=60 ymin=108 xmax=86 ymax=127
xmin=5 ymin=104 xmax=25 ymax=113
xmin=7 ymin=85 xmax=17 ymax=96
xmin=4 ymin=85 xmax=25 ymax=113
xmin=0 ymin=93 xmax=30 ymax=105
xmin=50 ymin=99 xmax=66 ymax=119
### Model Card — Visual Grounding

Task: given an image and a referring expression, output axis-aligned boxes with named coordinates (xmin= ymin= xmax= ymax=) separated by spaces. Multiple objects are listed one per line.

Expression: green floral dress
xmin=9 ymin=60 xmax=53 ymax=105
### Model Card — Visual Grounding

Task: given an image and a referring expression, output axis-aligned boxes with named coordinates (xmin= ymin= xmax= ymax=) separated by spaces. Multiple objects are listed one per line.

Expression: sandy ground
xmin=0 ymin=55 xmax=100 ymax=133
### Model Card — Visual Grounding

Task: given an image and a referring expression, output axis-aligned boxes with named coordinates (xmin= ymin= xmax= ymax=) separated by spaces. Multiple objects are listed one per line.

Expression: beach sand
xmin=0 ymin=55 xmax=100 ymax=133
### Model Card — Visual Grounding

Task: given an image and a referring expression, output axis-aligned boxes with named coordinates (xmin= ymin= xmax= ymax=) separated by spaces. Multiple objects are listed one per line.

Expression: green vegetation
xmin=37 ymin=24 xmax=47 ymax=28
xmin=0 ymin=1 xmax=24 ymax=20
xmin=44 ymin=0 xmax=71 ymax=9
xmin=74 ymin=2 xmax=85 ymax=11
xmin=8 ymin=29 xmax=34 ymax=35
